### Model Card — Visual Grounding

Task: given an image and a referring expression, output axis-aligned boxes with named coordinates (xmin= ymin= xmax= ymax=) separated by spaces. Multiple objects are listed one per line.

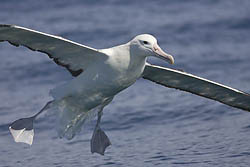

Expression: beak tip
xmin=171 ymin=59 xmax=175 ymax=65
xmin=169 ymin=56 xmax=175 ymax=65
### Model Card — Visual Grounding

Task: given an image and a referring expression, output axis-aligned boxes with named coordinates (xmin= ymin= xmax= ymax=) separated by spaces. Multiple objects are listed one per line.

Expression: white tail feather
xmin=56 ymin=102 xmax=101 ymax=140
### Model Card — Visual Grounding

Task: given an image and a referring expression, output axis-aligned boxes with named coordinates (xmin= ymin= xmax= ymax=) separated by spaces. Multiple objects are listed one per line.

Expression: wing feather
xmin=0 ymin=24 xmax=108 ymax=77
xmin=142 ymin=64 xmax=250 ymax=112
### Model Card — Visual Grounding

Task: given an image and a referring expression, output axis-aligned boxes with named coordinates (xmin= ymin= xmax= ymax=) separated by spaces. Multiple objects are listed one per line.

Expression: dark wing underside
xmin=0 ymin=24 xmax=107 ymax=77
xmin=142 ymin=64 xmax=250 ymax=112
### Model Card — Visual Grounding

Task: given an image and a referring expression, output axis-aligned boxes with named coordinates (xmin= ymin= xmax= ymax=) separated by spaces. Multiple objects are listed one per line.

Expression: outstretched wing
xmin=0 ymin=24 xmax=108 ymax=77
xmin=142 ymin=64 xmax=250 ymax=112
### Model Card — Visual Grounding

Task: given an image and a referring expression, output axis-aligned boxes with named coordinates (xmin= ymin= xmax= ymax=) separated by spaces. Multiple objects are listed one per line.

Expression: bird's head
xmin=129 ymin=34 xmax=174 ymax=64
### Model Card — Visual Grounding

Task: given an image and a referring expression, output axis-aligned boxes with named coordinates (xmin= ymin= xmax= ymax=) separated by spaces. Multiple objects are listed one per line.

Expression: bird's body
xmin=52 ymin=43 xmax=146 ymax=100
xmin=0 ymin=24 xmax=249 ymax=155
xmin=50 ymin=43 xmax=147 ymax=139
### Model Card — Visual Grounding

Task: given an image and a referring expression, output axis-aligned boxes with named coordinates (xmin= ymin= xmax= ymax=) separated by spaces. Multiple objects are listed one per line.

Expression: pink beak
xmin=153 ymin=43 xmax=174 ymax=64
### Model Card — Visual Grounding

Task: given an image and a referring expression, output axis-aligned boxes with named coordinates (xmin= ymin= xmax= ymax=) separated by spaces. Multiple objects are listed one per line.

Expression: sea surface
xmin=0 ymin=0 xmax=250 ymax=166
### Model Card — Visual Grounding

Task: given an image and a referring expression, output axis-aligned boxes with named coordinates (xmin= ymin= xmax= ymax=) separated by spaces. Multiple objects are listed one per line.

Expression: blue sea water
xmin=0 ymin=0 xmax=250 ymax=166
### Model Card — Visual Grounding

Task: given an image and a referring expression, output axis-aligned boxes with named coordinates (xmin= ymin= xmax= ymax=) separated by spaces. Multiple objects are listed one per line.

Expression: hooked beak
xmin=153 ymin=43 xmax=174 ymax=64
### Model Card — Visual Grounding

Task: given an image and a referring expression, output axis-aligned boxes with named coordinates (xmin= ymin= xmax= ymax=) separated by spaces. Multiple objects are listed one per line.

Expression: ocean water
xmin=0 ymin=0 xmax=250 ymax=166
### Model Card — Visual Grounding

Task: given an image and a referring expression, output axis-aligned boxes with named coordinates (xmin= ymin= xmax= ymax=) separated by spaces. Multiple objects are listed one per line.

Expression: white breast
xmin=100 ymin=44 xmax=147 ymax=88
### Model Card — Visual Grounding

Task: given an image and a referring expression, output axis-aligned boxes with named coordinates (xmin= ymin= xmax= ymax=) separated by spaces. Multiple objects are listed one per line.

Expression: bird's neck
xmin=114 ymin=43 xmax=146 ymax=72
xmin=101 ymin=43 xmax=146 ymax=79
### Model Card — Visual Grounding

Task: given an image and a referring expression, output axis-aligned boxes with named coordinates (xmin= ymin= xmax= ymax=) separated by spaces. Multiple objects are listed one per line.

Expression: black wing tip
xmin=0 ymin=24 xmax=15 ymax=28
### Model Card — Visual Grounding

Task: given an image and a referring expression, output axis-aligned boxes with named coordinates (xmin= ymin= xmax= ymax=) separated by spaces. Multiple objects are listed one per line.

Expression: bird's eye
xmin=143 ymin=41 xmax=149 ymax=45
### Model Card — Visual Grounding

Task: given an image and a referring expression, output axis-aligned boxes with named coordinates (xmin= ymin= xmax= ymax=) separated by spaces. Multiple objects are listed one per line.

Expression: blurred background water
xmin=0 ymin=0 xmax=250 ymax=166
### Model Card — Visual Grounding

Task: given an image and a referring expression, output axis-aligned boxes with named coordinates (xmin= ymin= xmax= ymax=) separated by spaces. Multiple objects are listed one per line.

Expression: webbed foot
xmin=90 ymin=126 xmax=111 ymax=155
xmin=9 ymin=117 xmax=35 ymax=145
xmin=8 ymin=100 xmax=54 ymax=145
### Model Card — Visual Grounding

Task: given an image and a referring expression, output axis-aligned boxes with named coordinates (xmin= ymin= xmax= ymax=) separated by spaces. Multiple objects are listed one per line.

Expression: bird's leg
xmin=9 ymin=100 xmax=53 ymax=145
xmin=90 ymin=110 xmax=111 ymax=155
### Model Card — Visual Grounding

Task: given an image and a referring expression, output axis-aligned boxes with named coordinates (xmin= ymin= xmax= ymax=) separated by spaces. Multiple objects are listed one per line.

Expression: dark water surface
xmin=1 ymin=0 xmax=250 ymax=166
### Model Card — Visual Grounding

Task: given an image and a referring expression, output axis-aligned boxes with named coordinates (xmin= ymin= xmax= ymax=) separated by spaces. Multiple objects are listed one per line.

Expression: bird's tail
xmin=55 ymin=100 xmax=101 ymax=140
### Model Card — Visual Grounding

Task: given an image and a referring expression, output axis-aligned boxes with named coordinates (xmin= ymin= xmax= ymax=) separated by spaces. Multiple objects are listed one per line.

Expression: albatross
xmin=0 ymin=24 xmax=250 ymax=155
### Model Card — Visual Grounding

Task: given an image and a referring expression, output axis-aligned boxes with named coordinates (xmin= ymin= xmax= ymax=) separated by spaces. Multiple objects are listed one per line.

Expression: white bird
xmin=0 ymin=24 xmax=250 ymax=155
